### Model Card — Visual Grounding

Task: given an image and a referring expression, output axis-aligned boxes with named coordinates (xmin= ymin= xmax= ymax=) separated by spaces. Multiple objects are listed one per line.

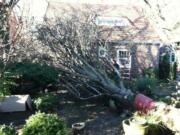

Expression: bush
xmin=135 ymin=77 xmax=158 ymax=95
xmin=0 ymin=77 xmax=11 ymax=97
xmin=0 ymin=124 xmax=17 ymax=135
xmin=123 ymin=79 xmax=136 ymax=90
xmin=20 ymin=112 xmax=68 ymax=135
xmin=7 ymin=61 xmax=60 ymax=86
xmin=159 ymin=52 xmax=177 ymax=80
xmin=142 ymin=67 xmax=158 ymax=79
xmin=0 ymin=72 xmax=16 ymax=96
xmin=6 ymin=60 xmax=60 ymax=95
xmin=159 ymin=62 xmax=177 ymax=80
xmin=158 ymin=96 xmax=172 ymax=105
xmin=34 ymin=93 xmax=59 ymax=112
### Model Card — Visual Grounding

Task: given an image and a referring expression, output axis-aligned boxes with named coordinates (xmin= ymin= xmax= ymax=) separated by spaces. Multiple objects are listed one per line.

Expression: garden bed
xmin=0 ymin=91 xmax=127 ymax=135
xmin=0 ymin=80 xmax=179 ymax=135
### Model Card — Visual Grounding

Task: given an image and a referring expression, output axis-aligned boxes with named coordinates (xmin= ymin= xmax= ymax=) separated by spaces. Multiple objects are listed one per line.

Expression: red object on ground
xmin=134 ymin=94 xmax=156 ymax=113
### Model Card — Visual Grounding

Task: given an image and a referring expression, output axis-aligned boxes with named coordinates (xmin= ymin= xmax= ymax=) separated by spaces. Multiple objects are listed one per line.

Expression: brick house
xmin=7 ymin=0 xmax=180 ymax=77
xmin=44 ymin=1 xmax=162 ymax=78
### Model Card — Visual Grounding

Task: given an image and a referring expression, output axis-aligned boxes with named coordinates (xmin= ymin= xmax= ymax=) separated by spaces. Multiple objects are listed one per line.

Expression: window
xmin=170 ymin=53 xmax=176 ymax=62
xmin=117 ymin=49 xmax=131 ymax=68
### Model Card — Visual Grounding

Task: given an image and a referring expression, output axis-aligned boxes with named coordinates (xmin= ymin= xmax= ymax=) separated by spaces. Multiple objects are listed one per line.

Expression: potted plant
xmin=122 ymin=109 xmax=164 ymax=135
xmin=72 ymin=122 xmax=85 ymax=135
xmin=122 ymin=117 xmax=148 ymax=135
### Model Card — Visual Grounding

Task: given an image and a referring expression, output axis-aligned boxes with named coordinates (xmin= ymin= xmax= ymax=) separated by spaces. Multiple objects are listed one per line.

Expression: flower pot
xmin=72 ymin=122 xmax=85 ymax=135
xmin=134 ymin=94 xmax=156 ymax=113
xmin=122 ymin=118 xmax=148 ymax=135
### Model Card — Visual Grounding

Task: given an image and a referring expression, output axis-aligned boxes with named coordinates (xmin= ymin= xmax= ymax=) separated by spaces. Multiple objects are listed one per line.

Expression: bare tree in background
xmin=0 ymin=0 xmax=21 ymax=76
xmin=37 ymin=12 xmax=135 ymax=106
xmin=142 ymin=0 xmax=180 ymax=42
xmin=0 ymin=0 xmax=23 ymax=96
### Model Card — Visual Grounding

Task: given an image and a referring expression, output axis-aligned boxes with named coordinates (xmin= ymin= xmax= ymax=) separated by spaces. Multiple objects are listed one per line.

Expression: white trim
xmin=46 ymin=0 xmax=141 ymax=6
xmin=116 ymin=48 xmax=131 ymax=68
xmin=108 ymin=40 xmax=162 ymax=45
xmin=98 ymin=46 xmax=107 ymax=58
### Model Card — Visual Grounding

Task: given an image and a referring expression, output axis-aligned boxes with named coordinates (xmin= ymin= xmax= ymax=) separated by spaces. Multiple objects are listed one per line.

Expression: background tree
xmin=142 ymin=0 xmax=180 ymax=42
xmin=0 ymin=0 xmax=21 ymax=75
xmin=0 ymin=0 xmax=21 ymax=96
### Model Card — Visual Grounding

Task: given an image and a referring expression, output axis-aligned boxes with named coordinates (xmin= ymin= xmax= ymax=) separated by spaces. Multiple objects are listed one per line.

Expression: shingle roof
xmin=45 ymin=2 xmax=161 ymax=42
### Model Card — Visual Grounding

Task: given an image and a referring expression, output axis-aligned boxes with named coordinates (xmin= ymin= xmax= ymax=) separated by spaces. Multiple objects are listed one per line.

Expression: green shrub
xmin=0 ymin=124 xmax=17 ymax=135
xmin=20 ymin=112 xmax=68 ymax=135
xmin=0 ymin=77 xmax=11 ymax=97
xmin=158 ymin=97 xmax=172 ymax=105
xmin=6 ymin=60 xmax=60 ymax=95
xmin=0 ymin=72 xmax=16 ymax=96
xmin=7 ymin=61 xmax=60 ymax=87
xmin=159 ymin=52 xmax=177 ymax=80
xmin=34 ymin=93 xmax=59 ymax=112
xmin=135 ymin=77 xmax=158 ymax=95
xmin=142 ymin=67 xmax=158 ymax=79
xmin=159 ymin=62 xmax=177 ymax=81
xmin=123 ymin=79 xmax=136 ymax=90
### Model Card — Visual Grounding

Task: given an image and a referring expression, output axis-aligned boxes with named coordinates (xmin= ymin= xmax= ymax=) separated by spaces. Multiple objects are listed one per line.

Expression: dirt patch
xmin=57 ymin=101 xmax=125 ymax=135
xmin=57 ymin=92 xmax=127 ymax=135
xmin=0 ymin=111 xmax=32 ymax=130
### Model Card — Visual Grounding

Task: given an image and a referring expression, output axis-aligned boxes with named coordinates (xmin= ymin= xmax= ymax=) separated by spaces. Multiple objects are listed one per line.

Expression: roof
xmin=46 ymin=0 xmax=142 ymax=6
xmin=45 ymin=2 xmax=161 ymax=43
xmin=14 ymin=0 xmax=180 ymax=43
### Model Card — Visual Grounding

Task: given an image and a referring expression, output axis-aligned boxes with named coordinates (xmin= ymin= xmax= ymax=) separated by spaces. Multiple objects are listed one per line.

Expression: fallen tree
xmin=36 ymin=12 xmax=135 ymax=107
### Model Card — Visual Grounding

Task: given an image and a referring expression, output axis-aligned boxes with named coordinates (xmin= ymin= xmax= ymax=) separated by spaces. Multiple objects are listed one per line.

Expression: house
xmin=7 ymin=0 xmax=180 ymax=77
xmin=42 ymin=1 xmax=164 ymax=78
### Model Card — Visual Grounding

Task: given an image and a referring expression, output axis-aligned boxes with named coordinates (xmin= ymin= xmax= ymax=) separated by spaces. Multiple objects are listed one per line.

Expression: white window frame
xmin=117 ymin=48 xmax=131 ymax=68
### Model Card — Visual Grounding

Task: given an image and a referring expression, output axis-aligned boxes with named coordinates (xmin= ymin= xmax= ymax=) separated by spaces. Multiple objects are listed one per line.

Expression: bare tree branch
xmin=36 ymin=11 xmax=135 ymax=105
